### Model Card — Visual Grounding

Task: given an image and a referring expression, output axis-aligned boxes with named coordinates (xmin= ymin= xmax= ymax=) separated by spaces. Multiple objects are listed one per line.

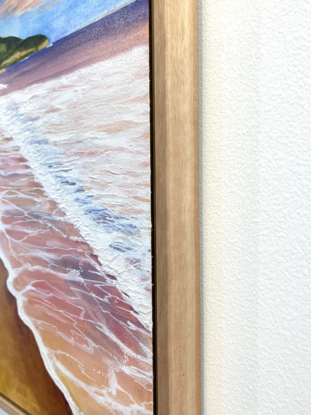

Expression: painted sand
xmin=0 ymin=1 xmax=153 ymax=414
xmin=0 ymin=258 xmax=72 ymax=415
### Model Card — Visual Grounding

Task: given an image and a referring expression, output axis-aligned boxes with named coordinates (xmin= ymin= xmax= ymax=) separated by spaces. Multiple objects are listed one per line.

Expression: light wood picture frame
xmin=0 ymin=0 xmax=200 ymax=413
xmin=0 ymin=398 xmax=26 ymax=415
xmin=152 ymin=0 xmax=201 ymax=413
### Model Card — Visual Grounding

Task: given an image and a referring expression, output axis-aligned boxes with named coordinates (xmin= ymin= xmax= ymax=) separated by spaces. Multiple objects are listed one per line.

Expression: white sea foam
xmin=0 ymin=45 xmax=152 ymax=330
xmin=0 ymin=133 xmax=153 ymax=415
xmin=0 ymin=84 xmax=7 ymax=90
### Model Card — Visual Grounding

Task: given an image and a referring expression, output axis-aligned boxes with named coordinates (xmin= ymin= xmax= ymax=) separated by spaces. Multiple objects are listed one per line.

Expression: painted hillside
xmin=0 ymin=35 xmax=49 ymax=70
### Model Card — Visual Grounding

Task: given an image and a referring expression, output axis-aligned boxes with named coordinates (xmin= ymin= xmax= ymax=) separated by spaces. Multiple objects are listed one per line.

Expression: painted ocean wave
xmin=0 ymin=45 xmax=152 ymax=331
xmin=0 ymin=134 xmax=153 ymax=414
xmin=0 ymin=0 xmax=153 ymax=412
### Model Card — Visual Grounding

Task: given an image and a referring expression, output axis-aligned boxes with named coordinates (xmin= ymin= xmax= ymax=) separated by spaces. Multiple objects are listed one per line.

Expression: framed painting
xmin=0 ymin=0 xmax=200 ymax=414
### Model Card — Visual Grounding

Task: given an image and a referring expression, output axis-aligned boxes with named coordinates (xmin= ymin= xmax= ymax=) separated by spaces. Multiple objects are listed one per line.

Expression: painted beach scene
xmin=0 ymin=0 xmax=153 ymax=414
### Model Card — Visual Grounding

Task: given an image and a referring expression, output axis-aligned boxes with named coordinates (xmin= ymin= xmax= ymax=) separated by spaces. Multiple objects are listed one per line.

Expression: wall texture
xmin=199 ymin=1 xmax=311 ymax=414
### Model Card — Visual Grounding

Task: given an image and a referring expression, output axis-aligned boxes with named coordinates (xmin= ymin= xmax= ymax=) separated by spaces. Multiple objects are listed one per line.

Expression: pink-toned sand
xmin=0 ymin=136 xmax=153 ymax=414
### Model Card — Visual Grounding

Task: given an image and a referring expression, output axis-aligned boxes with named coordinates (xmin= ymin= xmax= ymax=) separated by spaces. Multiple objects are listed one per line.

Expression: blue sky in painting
xmin=0 ymin=0 xmax=133 ymax=43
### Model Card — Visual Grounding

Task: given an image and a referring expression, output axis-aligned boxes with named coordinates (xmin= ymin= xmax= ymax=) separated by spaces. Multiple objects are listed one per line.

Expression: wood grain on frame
xmin=151 ymin=0 xmax=201 ymax=413
xmin=0 ymin=0 xmax=200 ymax=412
xmin=0 ymin=395 xmax=25 ymax=415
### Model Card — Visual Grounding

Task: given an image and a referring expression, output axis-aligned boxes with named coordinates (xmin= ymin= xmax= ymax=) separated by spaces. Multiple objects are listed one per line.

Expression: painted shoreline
xmin=0 ymin=139 xmax=88 ymax=414
xmin=0 ymin=0 xmax=150 ymax=98
xmin=0 ymin=0 xmax=152 ymax=332
xmin=0 ymin=252 xmax=81 ymax=415
xmin=0 ymin=138 xmax=153 ymax=414
xmin=0 ymin=1 xmax=153 ymax=413
xmin=0 ymin=258 xmax=72 ymax=415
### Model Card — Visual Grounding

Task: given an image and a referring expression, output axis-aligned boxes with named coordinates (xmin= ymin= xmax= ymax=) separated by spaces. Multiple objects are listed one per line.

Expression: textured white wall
xmin=199 ymin=1 xmax=311 ymax=414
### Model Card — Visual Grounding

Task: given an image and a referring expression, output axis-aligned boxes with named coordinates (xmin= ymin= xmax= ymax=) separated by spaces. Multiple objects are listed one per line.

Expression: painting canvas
xmin=0 ymin=1 xmax=153 ymax=414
